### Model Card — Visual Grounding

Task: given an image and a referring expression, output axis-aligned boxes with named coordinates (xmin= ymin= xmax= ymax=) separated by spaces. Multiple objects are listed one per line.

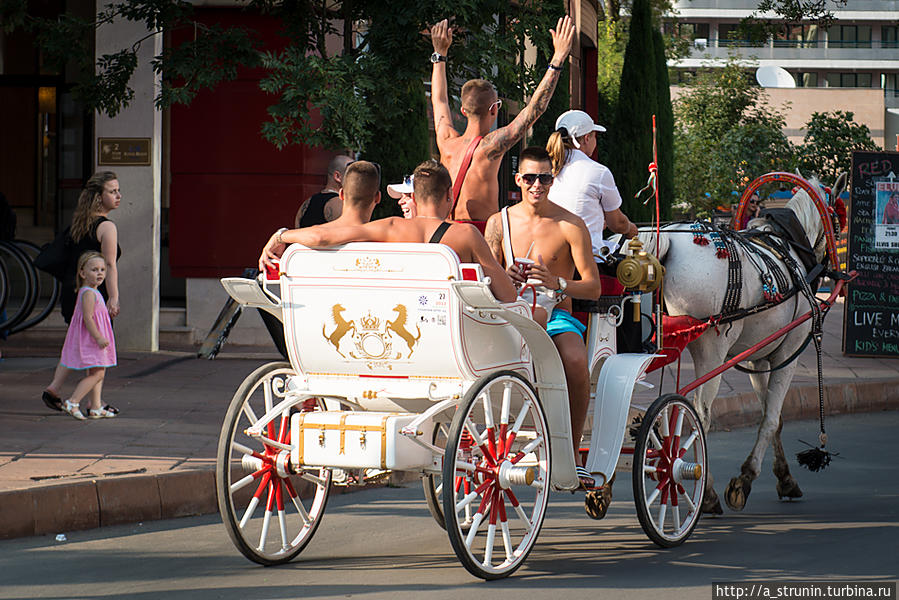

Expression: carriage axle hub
xmin=672 ymin=458 xmax=702 ymax=482
xmin=496 ymin=460 xmax=535 ymax=489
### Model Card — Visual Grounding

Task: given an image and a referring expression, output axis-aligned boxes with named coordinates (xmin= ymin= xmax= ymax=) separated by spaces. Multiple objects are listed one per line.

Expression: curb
xmin=0 ymin=466 xmax=417 ymax=541
xmin=2 ymin=380 xmax=896 ymax=541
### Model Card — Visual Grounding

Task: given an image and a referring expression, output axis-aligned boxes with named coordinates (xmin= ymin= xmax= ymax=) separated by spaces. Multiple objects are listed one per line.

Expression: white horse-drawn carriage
xmin=215 ymin=172 xmax=853 ymax=579
xmin=216 ymin=239 xmax=707 ymax=579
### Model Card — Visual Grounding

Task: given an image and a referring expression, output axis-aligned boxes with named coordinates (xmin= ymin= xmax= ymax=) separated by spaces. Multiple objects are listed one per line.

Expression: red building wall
xmin=168 ymin=9 xmax=330 ymax=278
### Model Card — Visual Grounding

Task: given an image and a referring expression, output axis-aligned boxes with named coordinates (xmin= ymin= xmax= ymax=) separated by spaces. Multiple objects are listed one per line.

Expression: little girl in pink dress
xmin=59 ymin=251 xmax=119 ymax=420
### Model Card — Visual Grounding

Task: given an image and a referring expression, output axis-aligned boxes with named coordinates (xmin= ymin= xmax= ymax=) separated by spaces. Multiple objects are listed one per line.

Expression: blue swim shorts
xmin=546 ymin=308 xmax=586 ymax=338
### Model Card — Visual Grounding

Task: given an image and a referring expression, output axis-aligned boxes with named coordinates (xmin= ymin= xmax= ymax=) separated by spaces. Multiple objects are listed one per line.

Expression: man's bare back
xmin=429 ymin=17 xmax=575 ymax=222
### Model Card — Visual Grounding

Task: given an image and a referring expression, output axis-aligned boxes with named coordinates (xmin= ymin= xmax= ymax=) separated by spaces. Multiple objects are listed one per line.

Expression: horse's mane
xmin=633 ymin=227 xmax=671 ymax=261
xmin=783 ymin=178 xmax=826 ymax=262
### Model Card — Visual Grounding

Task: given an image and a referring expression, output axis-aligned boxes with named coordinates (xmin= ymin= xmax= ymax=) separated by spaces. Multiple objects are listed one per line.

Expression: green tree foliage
xmin=1 ymin=0 xmax=563 ymax=156
xmin=673 ymin=57 xmax=795 ymax=214
xmin=797 ymin=111 xmax=880 ymax=183
xmin=605 ymin=0 xmax=657 ymax=222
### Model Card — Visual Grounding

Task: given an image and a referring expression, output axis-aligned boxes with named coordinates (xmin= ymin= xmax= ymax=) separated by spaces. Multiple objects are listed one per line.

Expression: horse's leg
xmin=721 ymin=361 xmax=768 ymax=511
xmin=725 ymin=362 xmax=798 ymax=511
xmin=773 ymin=414 xmax=802 ymax=500
xmin=687 ymin=335 xmax=731 ymax=515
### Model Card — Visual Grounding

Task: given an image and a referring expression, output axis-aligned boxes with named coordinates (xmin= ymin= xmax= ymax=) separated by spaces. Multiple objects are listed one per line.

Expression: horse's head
xmin=785 ymin=178 xmax=828 ymax=264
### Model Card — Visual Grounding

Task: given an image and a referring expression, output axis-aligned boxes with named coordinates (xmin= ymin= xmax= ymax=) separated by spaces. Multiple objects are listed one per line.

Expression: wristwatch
xmin=430 ymin=52 xmax=447 ymax=64
xmin=555 ymin=277 xmax=567 ymax=294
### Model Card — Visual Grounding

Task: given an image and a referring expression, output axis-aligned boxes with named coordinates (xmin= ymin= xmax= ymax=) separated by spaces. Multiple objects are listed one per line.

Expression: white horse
xmin=636 ymin=181 xmax=835 ymax=513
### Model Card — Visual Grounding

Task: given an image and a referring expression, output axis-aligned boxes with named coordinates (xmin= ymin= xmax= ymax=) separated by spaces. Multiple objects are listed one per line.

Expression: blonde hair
xmin=71 ymin=172 xmax=117 ymax=243
xmin=76 ymin=251 xmax=105 ymax=289
xmin=546 ymin=128 xmax=581 ymax=176
xmin=461 ymin=79 xmax=497 ymax=117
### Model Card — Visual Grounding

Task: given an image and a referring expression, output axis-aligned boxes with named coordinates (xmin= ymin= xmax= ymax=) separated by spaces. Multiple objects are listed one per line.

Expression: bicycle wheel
xmin=0 ymin=241 xmax=38 ymax=332
xmin=8 ymin=240 xmax=60 ymax=333
xmin=0 ymin=258 xmax=8 ymax=317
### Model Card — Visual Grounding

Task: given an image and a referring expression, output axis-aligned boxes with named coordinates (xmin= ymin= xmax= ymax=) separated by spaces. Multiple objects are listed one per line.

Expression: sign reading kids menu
xmin=845 ymin=150 xmax=899 ymax=356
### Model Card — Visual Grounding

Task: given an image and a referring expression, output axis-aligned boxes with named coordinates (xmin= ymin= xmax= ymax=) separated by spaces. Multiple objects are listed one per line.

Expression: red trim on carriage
xmin=733 ymin=172 xmax=839 ymax=270
xmin=646 ymin=315 xmax=712 ymax=373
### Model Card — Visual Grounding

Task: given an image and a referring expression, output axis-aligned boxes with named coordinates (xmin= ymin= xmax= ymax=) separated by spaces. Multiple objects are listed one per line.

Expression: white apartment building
xmin=665 ymin=0 xmax=899 ymax=149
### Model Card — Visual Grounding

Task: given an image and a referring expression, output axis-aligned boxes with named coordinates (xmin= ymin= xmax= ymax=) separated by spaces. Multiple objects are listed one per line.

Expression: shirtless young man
xmin=260 ymin=160 xmax=517 ymax=304
xmin=429 ymin=15 xmax=575 ymax=227
xmin=484 ymin=146 xmax=601 ymax=473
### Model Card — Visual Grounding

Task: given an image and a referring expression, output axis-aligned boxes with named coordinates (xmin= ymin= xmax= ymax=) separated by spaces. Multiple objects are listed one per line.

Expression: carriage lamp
xmin=616 ymin=238 xmax=665 ymax=293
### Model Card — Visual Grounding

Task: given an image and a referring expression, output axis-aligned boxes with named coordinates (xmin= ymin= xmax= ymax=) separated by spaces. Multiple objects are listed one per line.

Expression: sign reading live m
xmin=844 ymin=150 xmax=899 ymax=357
xmin=98 ymin=138 xmax=151 ymax=166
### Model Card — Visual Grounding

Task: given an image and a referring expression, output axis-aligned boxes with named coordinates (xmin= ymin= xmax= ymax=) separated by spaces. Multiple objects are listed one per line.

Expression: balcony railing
xmin=681 ymin=39 xmax=899 ymax=62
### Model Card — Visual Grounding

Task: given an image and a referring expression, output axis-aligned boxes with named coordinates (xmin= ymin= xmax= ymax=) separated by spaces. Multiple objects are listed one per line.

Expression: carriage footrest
xmin=291 ymin=411 xmax=435 ymax=471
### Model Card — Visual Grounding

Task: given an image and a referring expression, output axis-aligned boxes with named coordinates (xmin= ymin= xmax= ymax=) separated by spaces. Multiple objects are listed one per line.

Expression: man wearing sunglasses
xmin=260 ymin=160 xmax=517 ymax=304
xmin=484 ymin=146 xmax=601 ymax=484
xmin=428 ymin=16 xmax=575 ymax=228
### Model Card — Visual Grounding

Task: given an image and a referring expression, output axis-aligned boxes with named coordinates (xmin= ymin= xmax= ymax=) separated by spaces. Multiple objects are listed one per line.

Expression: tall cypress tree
xmin=652 ymin=29 xmax=674 ymax=222
xmin=606 ymin=0 xmax=657 ymax=223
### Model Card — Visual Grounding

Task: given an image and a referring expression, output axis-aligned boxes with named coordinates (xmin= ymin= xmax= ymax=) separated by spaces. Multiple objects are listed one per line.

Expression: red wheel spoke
xmin=509 ymin=451 xmax=525 ymax=464
xmin=496 ymin=488 xmax=508 ymax=523
xmin=504 ymin=488 xmax=520 ymax=508
xmin=275 ymin=479 xmax=285 ymax=511
xmin=475 ymin=487 xmax=492 ymax=516
xmin=283 ymin=478 xmax=299 ymax=499
xmin=497 ymin=424 xmax=508 ymax=457
xmin=489 ymin=486 xmax=500 ymax=525
xmin=264 ymin=480 xmax=276 ymax=511
xmin=253 ymin=471 xmax=272 ymax=499
xmin=454 ymin=475 xmax=464 ymax=494
xmin=486 ymin=427 xmax=497 ymax=460
xmin=277 ymin=413 xmax=289 ymax=444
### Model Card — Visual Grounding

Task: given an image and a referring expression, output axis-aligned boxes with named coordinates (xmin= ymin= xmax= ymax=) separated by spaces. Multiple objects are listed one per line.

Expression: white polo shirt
xmin=547 ymin=149 xmax=623 ymax=256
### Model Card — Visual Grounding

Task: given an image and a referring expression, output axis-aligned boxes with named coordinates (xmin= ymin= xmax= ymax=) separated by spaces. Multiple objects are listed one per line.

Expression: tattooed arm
xmin=430 ymin=19 xmax=458 ymax=145
xmin=481 ymin=15 xmax=575 ymax=161
xmin=484 ymin=213 xmax=506 ymax=265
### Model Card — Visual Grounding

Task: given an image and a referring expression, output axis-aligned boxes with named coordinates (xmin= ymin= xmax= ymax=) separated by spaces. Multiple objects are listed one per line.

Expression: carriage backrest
xmin=278 ymin=242 xmax=530 ymax=383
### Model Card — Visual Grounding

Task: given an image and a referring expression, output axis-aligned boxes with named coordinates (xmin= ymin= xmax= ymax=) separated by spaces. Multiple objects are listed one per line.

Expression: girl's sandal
xmin=63 ymin=400 xmax=86 ymax=421
xmin=88 ymin=405 xmax=119 ymax=419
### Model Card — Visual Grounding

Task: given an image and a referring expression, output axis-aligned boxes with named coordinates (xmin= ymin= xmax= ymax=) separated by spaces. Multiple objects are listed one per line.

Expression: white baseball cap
xmin=387 ymin=175 xmax=414 ymax=199
xmin=554 ymin=110 xmax=606 ymax=148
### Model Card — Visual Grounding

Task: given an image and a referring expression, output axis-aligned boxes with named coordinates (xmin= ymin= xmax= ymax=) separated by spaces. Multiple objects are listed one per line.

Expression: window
xmin=884 ymin=26 xmax=898 ymax=49
xmin=796 ymin=72 xmax=818 ymax=87
xmin=718 ymin=23 xmax=765 ymax=47
xmin=883 ymin=73 xmax=899 ymax=98
xmin=826 ymin=72 xmax=873 ymax=87
xmin=775 ymin=24 xmax=818 ymax=48
xmin=828 ymin=25 xmax=872 ymax=48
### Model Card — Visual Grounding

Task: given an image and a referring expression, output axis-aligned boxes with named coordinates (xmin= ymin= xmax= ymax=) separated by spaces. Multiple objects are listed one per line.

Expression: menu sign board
xmin=844 ymin=150 xmax=899 ymax=356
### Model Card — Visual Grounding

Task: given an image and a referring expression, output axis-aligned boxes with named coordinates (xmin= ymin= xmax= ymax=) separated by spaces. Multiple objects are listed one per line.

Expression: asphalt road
xmin=1 ymin=411 xmax=896 ymax=600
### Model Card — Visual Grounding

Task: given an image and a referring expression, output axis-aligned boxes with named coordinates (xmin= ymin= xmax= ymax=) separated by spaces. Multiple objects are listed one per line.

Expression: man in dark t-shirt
xmin=295 ymin=154 xmax=355 ymax=228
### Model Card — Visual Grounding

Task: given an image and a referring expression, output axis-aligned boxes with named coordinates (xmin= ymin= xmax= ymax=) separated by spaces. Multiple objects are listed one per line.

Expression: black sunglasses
xmin=520 ymin=172 xmax=554 ymax=185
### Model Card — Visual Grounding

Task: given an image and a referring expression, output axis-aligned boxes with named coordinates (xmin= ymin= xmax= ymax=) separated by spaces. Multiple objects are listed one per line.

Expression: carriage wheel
xmin=443 ymin=371 xmax=551 ymax=580
xmin=632 ymin=393 xmax=706 ymax=547
xmin=216 ymin=361 xmax=331 ymax=565
xmin=423 ymin=421 xmax=478 ymax=531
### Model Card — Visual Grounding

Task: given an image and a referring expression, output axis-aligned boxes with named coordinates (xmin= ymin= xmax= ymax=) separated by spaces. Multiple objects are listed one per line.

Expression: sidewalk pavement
xmin=1 ymin=298 xmax=897 ymax=540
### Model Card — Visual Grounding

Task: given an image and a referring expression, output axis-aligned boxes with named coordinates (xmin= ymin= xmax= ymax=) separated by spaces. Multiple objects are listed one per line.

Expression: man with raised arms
xmin=484 ymin=146 xmax=601 ymax=482
xmin=260 ymin=160 xmax=517 ymax=304
xmin=428 ymin=15 xmax=575 ymax=228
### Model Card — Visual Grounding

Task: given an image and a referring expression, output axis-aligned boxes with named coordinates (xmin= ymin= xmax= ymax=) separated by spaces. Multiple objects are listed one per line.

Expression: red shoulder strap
xmin=450 ymin=135 xmax=483 ymax=219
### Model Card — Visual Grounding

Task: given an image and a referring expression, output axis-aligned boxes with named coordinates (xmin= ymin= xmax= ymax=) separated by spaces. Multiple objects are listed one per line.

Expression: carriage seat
xmin=276 ymin=242 xmax=532 ymax=402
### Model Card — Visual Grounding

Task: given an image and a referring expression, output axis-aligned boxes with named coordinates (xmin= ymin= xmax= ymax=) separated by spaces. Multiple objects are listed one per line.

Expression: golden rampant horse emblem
xmin=323 ymin=303 xmax=421 ymax=360
xmin=322 ymin=304 xmax=356 ymax=358
xmin=386 ymin=304 xmax=421 ymax=358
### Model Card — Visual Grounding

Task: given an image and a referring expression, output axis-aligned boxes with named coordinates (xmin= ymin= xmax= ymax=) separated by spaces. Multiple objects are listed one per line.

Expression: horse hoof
xmin=584 ymin=485 xmax=613 ymax=520
xmin=702 ymin=495 xmax=724 ymax=515
xmin=725 ymin=476 xmax=751 ymax=511
xmin=777 ymin=478 xmax=803 ymax=500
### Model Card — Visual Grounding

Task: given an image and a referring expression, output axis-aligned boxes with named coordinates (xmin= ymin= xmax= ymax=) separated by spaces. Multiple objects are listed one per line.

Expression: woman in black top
xmin=42 ymin=172 xmax=122 ymax=412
